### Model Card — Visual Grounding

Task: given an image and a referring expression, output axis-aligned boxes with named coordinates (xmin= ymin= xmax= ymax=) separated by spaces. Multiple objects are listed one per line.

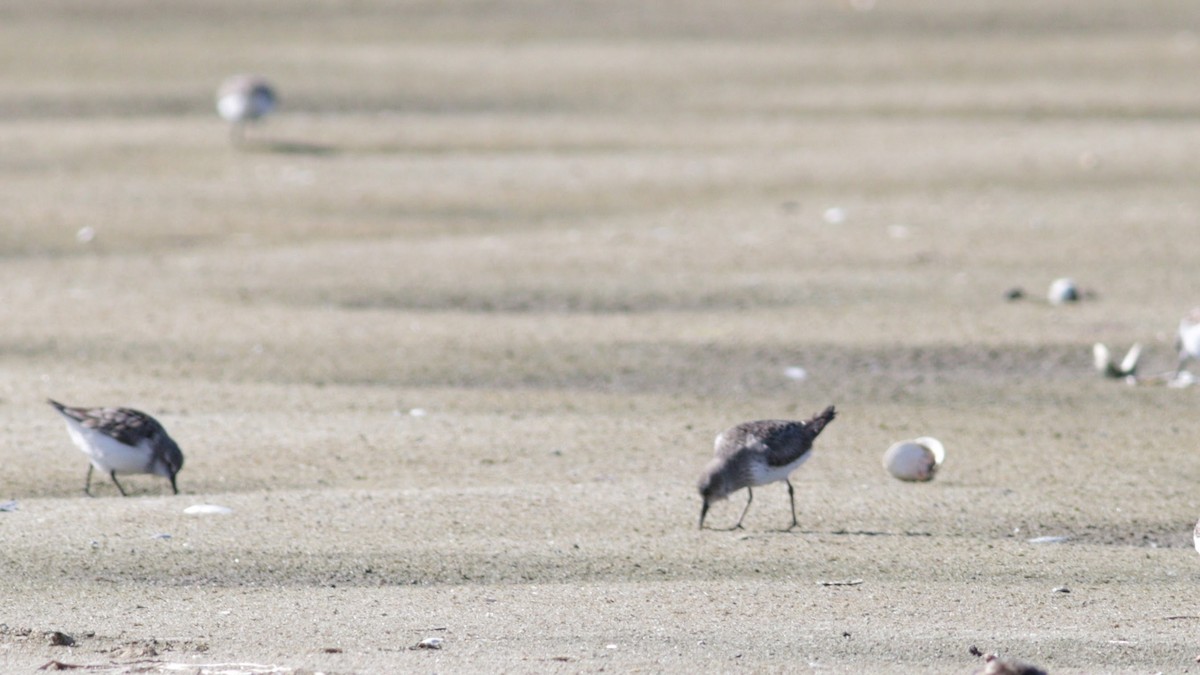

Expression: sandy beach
xmin=2 ymin=1 xmax=1200 ymax=672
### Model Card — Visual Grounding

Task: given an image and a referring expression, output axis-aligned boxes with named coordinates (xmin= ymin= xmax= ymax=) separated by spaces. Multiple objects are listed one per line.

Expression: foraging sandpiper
xmin=216 ymin=75 xmax=277 ymax=145
xmin=698 ymin=405 xmax=836 ymax=530
xmin=48 ymin=399 xmax=184 ymax=496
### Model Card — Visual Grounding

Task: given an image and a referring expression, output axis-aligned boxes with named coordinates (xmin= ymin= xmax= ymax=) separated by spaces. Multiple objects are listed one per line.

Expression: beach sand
xmin=2 ymin=1 xmax=1200 ymax=672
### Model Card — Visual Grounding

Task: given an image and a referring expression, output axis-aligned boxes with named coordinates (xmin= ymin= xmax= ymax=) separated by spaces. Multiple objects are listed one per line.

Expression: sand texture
xmin=3 ymin=1 xmax=1200 ymax=673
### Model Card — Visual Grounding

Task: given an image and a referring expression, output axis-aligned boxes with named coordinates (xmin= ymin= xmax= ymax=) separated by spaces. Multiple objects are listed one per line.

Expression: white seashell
xmin=1027 ymin=535 xmax=1070 ymax=544
xmin=783 ymin=366 xmax=807 ymax=381
xmin=416 ymin=637 xmax=443 ymax=650
xmin=183 ymin=504 xmax=233 ymax=515
xmin=1118 ymin=344 xmax=1141 ymax=375
xmin=1092 ymin=342 xmax=1141 ymax=378
xmin=1193 ymin=519 xmax=1200 ymax=556
xmin=882 ymin=437 xmax=945 ymax=482
xmin=1047 ymin=278 xmax=1079 ymax=304
xmin=822 ymin=207 xmax=847 ymax=224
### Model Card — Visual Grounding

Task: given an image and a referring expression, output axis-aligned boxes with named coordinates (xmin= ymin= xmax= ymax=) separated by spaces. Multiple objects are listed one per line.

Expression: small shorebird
xmin=697 ymin=405 xmax=836 ymax=530
xmin=48 ymin=400 xmax=184 ymax=496
xmin=1174 ymin=308 xmax=1200 ymax=377
xmin=216 ymin=74 xmax=277 ymax=145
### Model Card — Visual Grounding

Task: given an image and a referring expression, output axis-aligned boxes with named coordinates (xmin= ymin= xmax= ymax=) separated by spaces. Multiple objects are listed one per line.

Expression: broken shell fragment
xmin=883 ymin=437 xmax=945 ymax=482
xmin=1194 ymin=518 xmax=1200 ymax=556
xmin=1093 ymin=342 xmax=1141 ymax=378
xmin=183 ymin=504 xmax=233 ymax=515
xmin=416 ymin=637 xmax=443 ymax=650
xmin=974 ymin=655 xmax=1048 ymax=675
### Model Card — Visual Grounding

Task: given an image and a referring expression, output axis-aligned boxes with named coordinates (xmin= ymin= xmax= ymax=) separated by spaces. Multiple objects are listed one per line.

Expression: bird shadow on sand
xmin=237 ymin=137 xmax=482 ymax=157
xmin=732 ymin=528 xmax=935 ymax=539
xmin=238 ymin=138 xmax=340 ymax=156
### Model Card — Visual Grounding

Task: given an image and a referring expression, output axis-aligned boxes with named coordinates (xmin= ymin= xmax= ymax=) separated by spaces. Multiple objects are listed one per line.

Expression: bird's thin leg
xmin=109 ymin=471 xmax=129 ymax=497
xmin=732 ymin=487 xmax=753 ymax=530
xmin=785 ymin=479 xmax=798 ymax=530
xmin=83 ymin=465 xmax=95 ymax=497
xmin=699 ymin=501 xmax=709 ymax=530
xmin=169 ymin=473 xmax=179 ymax=496
xmin=1175 ymin=353 xmax=1189 ymax=379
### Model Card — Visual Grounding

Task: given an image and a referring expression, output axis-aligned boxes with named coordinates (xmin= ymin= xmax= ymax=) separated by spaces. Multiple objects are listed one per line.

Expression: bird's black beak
xmin=699 ymin=500 xmax=709 ymax=530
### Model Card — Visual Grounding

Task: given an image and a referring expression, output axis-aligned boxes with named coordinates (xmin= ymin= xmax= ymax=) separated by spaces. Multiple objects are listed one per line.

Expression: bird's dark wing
xmin=755 ymin=421 xmax=820 ymax=467
xmin=714 ymin=406 xmax=837 ymax=466
xmin=48 ymin=399 xmax=165 ymax=447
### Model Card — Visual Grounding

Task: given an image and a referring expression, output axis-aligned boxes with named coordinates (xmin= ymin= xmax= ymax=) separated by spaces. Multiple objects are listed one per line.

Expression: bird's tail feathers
xmin=807 ymin=405 xmax=837 ymax=436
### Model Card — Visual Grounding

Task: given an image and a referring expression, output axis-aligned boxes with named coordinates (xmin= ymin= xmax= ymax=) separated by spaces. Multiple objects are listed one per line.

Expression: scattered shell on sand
xmin=1092 ymin=342 xmax=1141 ymax=379
xmin=183 ymin=504 xmax=233 ymax=516
xmin=882 ymin=437 xmax=945 ymax=482
xmin=974 ymin=655 xmax=1048 ymax=675
xmin=1047 ymin=277 xmax=1079 ymax=304
xmin=415 ymin=637 xmax=443 ymax=650
xmin=1193 ymin=519 xmax=1200 ymax=556
xmin=1027 ymin=535 xmax=1070 ymax=544
xmin=822 ymin=206 xmax=847 ymax=224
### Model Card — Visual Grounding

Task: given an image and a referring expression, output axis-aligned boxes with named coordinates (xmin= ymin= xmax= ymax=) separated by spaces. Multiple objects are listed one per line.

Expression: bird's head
xmin=150 ymin=432 xmax=184 ymax=479
xmin=697 ymin=462 xmax=729 ymax=529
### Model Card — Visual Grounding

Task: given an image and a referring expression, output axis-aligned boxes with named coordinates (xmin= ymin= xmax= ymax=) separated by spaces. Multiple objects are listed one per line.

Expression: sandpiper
xmin=697 ymin=405 xmax=836 ymax=530
xmin=216 ymin=74 xmax=277 ymax=145
xmin=1174 ymin=308 xmax=1200 ymax=377
xmin=48 ymin=399 xmax=184 ymax=496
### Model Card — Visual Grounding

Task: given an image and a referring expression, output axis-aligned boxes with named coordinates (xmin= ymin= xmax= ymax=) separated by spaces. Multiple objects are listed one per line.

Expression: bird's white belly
xmin=65 ymin=423 xmax=151 ymax=474
xmin=751 ymin=452 xmax=811 ymax=486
